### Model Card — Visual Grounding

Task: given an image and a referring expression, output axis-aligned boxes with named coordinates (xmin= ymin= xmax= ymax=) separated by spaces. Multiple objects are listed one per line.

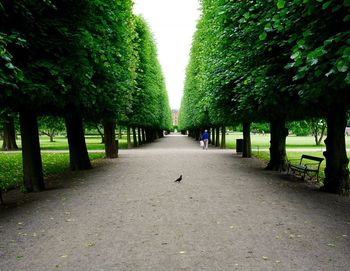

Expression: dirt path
xmin=0 ymin=135 xmax=349 ymax=271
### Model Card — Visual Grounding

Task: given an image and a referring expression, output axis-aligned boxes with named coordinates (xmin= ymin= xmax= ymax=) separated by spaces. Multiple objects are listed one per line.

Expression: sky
xmin=133 ymin=0 xmax=201 ymax=110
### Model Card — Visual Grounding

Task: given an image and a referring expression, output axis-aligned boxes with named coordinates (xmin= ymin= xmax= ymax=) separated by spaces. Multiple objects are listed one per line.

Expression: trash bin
xmin=236 ymin=139 xmax=243 ymax=153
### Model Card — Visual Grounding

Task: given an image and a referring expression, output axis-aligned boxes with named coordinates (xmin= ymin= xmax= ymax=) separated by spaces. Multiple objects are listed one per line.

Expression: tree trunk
xmin=118 ymin=126 xmax=122 ymax=139
xmin=242 ymin=122 xmax=252 ymax=158
xmin=2 ymin=116 xmax=18 ymax=150
xmin=49 ymin=134 xmax=54 ymax=142
xmin=220 ymin=126 xmax=226 ymax=149
xmin=19 ymin=111 xmax=45 ymax=192
xmin=266 ymin=118 xmax=288 ymax=171
xmin=95 ymin=125 xmax=104 ymax=144
xmin=322 ymin=106 xmax=349 ymax=193
xmin=194 ymin=129 xmax=200 ymax=141
xmin=145 ymin=128 xmax=150 ymax=142
xmin=211 ymin=127 xmax=215 ymax=145
xmin=151 ymin=129 xmax=155 ymax=142
xmin=215 ymin=127 xmax=220 ymax=147
xmin=65 ymin=115 xmax=91 ymax=171
xmin=132 ymin=127 xmax=138 ymax=147
xmin=142 ymin=128 xmax=146 ymax=144
xmin=137 ymin=127 xmax=142 ymax=145
xmin=316 ymin=123 xmax=326 ymax=146
xmin=127 ymin=126 xmax=132 ymax=149
xmin=104 ymin=120 xmax=118 ymax=159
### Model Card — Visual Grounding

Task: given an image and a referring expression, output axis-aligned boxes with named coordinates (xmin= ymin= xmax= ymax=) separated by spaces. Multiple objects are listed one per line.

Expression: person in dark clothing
xmin=201 ymin=129 xmax=209 ymax=150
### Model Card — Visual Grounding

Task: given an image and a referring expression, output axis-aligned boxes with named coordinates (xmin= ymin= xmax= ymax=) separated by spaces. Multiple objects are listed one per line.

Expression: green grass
xmin=226 ymin=133 xmax=350 ymax=149
xmin=0 ymin=134 xmax=127 ymax=191
xmin=39 ymin=135 xmax=129 ymax=150
xmin=225 ymin=132 xmax=349 ymax=183
xmin=0 ymin=135 xmax=128 ymax=151
xmin=252 ymin=150 xmax=350 ymax=182
xmin=0 ymin=152 xmax=104 ymax=191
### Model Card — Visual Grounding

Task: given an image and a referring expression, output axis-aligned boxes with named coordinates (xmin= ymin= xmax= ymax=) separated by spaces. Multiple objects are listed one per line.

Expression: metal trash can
xmin=236 ymin=139 xmax=243 ymax=153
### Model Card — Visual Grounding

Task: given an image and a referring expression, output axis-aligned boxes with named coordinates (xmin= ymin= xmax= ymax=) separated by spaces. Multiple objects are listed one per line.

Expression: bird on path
xmin=174 ymin=175 xmax=182 ymax=183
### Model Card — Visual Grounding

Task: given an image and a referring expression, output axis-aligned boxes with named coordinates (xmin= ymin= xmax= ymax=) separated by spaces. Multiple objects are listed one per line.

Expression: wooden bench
xmin=288 ymin=154 xmax=324 ymax=182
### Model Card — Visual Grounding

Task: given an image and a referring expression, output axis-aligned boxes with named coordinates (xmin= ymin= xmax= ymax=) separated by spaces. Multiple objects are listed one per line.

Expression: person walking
xmin=201 ymin=129 xmax=209 ymax=150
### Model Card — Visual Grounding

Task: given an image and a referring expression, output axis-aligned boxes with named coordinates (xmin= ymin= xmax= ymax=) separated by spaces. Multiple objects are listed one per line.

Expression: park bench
xmin=287 ymin=154 xmax=324 ymax=182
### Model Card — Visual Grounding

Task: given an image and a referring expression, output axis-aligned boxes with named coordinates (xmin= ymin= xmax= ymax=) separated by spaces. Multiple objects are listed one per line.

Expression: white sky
xmin=133 ymin=0 xmax=201 ymax=110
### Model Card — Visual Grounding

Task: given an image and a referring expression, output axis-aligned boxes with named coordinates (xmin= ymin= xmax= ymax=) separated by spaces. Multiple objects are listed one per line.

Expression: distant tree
xmin=38 ymin=116 xmax=65 ymax=142
xmin=309 ymin=119 xmax=327 ymax=146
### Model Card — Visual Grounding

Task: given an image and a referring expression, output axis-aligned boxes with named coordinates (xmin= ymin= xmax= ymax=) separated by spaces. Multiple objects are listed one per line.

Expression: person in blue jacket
xmin=201 ymin=129 xmax=209 ymax=150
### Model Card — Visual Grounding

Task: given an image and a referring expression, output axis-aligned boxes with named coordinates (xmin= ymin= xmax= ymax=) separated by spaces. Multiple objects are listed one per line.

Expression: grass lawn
xmin=0 ymin=152 xmax=104 ymax=191
xmin=1 ymin=135 xmax=128 ymax=151
xmin=224 ymin=133 xmax=350 ymax=183
xmin=252 ymin=150 xmax=350 ymax=182
xmin=225 ymin=133 xmax=350 ymax=149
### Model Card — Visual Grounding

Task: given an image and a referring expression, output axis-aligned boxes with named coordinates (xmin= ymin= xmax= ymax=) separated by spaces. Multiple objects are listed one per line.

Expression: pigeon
xmin=174 ymin=175 xmax=182 ymax=183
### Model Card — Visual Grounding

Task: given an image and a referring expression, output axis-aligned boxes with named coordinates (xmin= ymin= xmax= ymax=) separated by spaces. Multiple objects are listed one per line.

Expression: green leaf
xmin=291 ymin=51 xmax=301 ymax=60
xmin=336 ymin=60 xmax=349 ymax=72
xmin=277 ymin=0 xmax=286 ymax=9
xmin=297 ymin=39 xmax=306 ymax=47
xmin=322 ymin=1 xmax=332 ymax=9
xmin=315 ymin=70 xmax=322 ymax=77
xmin=259 ymin=32 xmax=267 ymax=40
xmin=343 ymin=47 xmax=350 ymax=61
xmin=345 ymin=72 xmax=350 ymax=84
xmin=324 ymin=38 xmax=334 ymax=46
xmin=344 ymin=0 xmax=350 ymax=7
xmin=343 ymin=15 xmax=350 ymax=22
xmin=264 ymin=23 xmax=273 ymax=31
xmin=5 ymin=63 xmax=15 ymax=69
xmin=303 ymin=30 xmax=312 ymax=38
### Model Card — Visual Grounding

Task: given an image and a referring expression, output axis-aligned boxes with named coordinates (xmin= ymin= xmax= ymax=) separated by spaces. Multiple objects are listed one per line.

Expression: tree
xmin=309 ymin=119 xmax=327 ymax=146
xmin=38 ymin=116 xmax=64 ymax=142
xmin=1 ymin=113 xmax=18 ymax=150
xmin=127 ymin=16 xmax=172 ymax=142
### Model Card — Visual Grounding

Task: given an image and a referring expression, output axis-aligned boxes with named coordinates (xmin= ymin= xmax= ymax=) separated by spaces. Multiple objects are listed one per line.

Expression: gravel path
xmin=0 ymin=135 xmax=349 ymax=271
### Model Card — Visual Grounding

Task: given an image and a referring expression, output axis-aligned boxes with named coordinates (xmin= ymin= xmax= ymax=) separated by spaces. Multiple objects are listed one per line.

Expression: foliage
xmin=38 ymin=116 xmax=65 ymax=141
xmin=128 ymin=16 xmax=172 ymax=130
xmin=288 ymin=121 xmax=312 ymax=136
xmin=0 ymin=0 xmax=136 ymax=120
xmin=180 ymin=0 xmax=350 ymax=129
